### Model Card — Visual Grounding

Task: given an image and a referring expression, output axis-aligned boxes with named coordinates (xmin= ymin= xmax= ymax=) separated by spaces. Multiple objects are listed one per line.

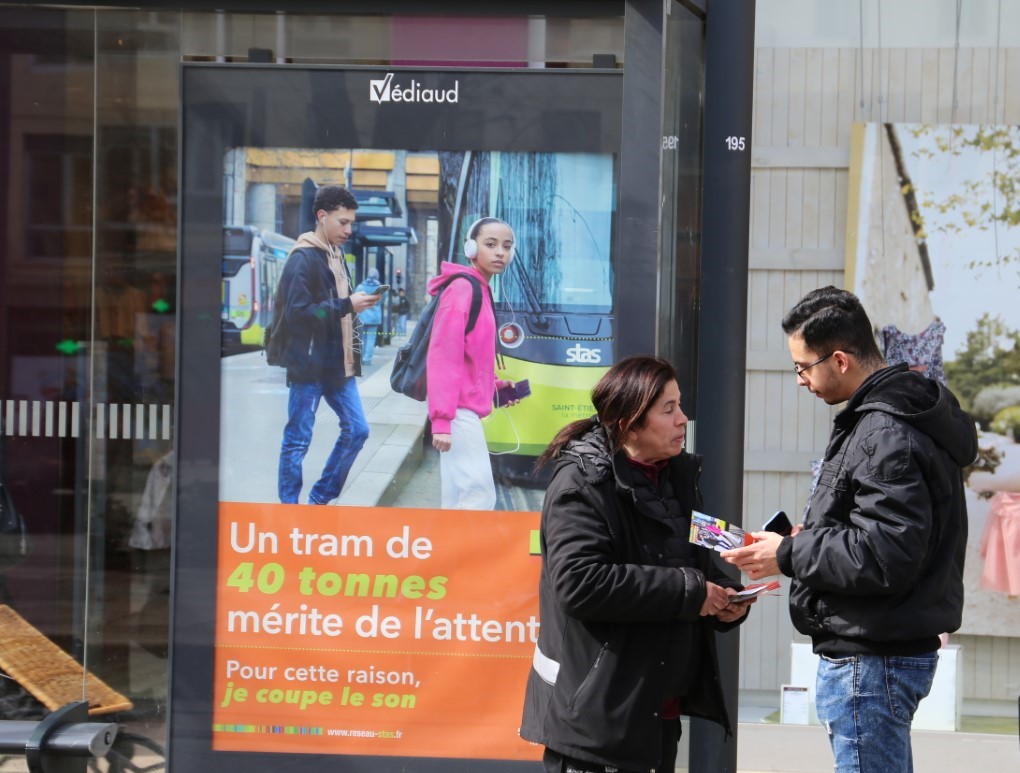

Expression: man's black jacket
xmin=776 ymin=364 xmax=978 ymax=656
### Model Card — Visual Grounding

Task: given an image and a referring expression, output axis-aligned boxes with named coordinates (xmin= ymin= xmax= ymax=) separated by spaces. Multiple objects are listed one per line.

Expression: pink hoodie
xmin=426 ymin=261 xmax=498 ymax=434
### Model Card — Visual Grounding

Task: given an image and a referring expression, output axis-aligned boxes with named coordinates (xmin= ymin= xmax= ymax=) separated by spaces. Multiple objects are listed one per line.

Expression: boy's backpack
xmin=263 ymin=284 xmax=288 ymax=367
xmin=390 ymin=274 xmax=484 ymax=401
xmin=263 ymin=317 xmax=285 ymax=366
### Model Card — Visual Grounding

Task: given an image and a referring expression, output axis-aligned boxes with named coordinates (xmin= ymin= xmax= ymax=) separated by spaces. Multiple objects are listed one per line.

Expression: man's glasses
xmin=793 ymin=352 xmax=833 ymax=376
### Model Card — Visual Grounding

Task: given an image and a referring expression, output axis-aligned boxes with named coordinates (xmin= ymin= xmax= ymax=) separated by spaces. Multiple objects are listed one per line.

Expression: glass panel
xmin=658 ymin=2 xmax=704 ymax=418
xmin=180 ymin=12 xmax=624 ymax=66
xmin=0 ymin=0 xmax=95 ymax=754
xmin=85 ymin=6 xmax=181 ymax=768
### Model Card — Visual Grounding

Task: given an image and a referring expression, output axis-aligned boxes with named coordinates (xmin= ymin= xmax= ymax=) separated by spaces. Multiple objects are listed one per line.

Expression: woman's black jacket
xmin=519 ymin=428 xmax=746 ymax=772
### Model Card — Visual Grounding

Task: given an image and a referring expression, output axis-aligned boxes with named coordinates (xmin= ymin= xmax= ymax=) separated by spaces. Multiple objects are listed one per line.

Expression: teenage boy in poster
xmin=275 ymin=185 xmax=381 ymax=505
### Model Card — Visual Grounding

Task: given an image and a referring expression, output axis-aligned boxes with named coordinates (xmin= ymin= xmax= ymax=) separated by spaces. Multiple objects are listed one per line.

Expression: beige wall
xmin=742 ymin=40 xmax=1020 ymax=705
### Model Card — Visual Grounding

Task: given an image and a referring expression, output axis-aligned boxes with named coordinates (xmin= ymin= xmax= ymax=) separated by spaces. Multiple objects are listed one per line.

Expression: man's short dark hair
xmin=313 ymin=185 xmax=358 ymax=214
xmin=781 ymin=286 xmax=884 ymax=366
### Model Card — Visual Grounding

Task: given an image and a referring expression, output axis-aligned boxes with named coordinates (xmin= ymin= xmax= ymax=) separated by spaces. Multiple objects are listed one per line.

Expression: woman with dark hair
xmin=520 ymin=355 xmax=752 ymax=773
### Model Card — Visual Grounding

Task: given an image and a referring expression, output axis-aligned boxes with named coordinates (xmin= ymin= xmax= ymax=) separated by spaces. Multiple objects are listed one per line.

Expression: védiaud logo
xmin=369 ymin=73 xmax=459 ymax=104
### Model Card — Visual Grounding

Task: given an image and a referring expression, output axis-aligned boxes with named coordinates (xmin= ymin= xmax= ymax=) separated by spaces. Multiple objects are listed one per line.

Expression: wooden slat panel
xmin=1005 ymin=48 xmax=1020 ymax=123
xmin=920 ymin=48 xmax=940 ymax=122
xmin=771 ymin=48 xmax=791 ymax=155
xmin=836 ymin=48 xmax=857 ymax=148
xmin=769 ymin=165 xmax=788 ymax=249
xmin=749 ymin=248 xmax=844 ymax=271
xmin=938 ymin=47 xmax=957 ymax=124
xmin=745 ymin=370 xmax=767 ymax=456
xmin=820 ymin=48 xmax=841 ymax=147
xmin=994 ymin=47 xmax=1010 ymax=124
xmin=969 ymin=47 xmax=990 ymax=125
xmin=786 ymin=169 xmax=804 ymax=248
xmin=787 ymin=48 xmax=806 ymax=149
xmin=752 ymin=146 xmax=850 ymax=168
xmin=751 ymin=169 xmax=771 ymax=250
xmin=744 ymin=450 xmax=819 ymax=473
xmin=833 ymin=169 xmax=849 ymax=248
xmin=747 ymin=266 xmax=770 ymax=353
xmin=804 ymin=48 xmax=823 ymax=147
xmin=884 ymin=48 xmax=906 ymax=123
xmin=754 ymin=47 xmax=774 ymax=148
xmin=958 ymin=47 xmax=974 ymax=123
xmin=802 ymin=169 xmax=820 ymax=248
xmin=763 ymin=292 xmax=785 ymax=454
xmin=817 ymin=169 xmax=837 ymax=248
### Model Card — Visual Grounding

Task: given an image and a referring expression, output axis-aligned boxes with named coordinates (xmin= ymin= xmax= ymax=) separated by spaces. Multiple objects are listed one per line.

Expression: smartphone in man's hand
xmin=763 ymin=510 xmax=793 ymax=537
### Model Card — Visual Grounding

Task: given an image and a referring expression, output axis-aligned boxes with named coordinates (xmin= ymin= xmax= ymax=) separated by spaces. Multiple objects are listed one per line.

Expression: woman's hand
xmin=432 ymin=433 xmax=452 ymax=452
xmin=350 ymin=291 xmax=380 ymax=313
xmin=716 ymin=595 xmax=754 ymax=622
xmin=700 ymin=582 xmax=734 ymax=617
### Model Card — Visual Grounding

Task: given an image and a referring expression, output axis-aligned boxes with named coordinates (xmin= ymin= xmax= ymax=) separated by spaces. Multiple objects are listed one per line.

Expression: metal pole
xmin=690 ymin=0 xmax=755 ymax=771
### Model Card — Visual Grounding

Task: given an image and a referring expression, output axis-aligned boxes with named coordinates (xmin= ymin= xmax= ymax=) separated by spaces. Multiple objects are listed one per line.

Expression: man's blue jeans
xmin=816 ymin=652 xmax=937 ymax=773
xmin=278 ymin=378 xmax=369 ymax=504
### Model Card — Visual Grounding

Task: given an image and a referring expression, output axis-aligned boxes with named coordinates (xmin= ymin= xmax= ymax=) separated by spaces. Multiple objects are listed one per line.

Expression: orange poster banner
xmin=213 ymin=502 xmax=542 ymax=761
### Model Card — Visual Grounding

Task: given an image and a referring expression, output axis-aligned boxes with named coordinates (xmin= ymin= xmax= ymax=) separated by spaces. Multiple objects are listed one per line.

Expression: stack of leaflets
xmin=733 ymin=580 xmax=781 ymax=601
xmin=689 ymin=510 xmax=754 ymax=552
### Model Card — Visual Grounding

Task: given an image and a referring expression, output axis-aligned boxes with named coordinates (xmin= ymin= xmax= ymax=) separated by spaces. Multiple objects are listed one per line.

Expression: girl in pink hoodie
xmin=426 ymin=218 xmax=517 ymax=509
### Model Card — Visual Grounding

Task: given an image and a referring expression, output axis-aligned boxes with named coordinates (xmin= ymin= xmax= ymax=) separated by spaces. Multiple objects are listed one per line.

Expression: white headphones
xmin=464 ymin=217 xmax=516 ymax=263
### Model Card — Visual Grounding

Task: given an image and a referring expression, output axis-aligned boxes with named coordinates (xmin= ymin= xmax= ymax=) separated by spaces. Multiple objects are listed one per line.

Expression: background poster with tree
xmin=846 ymin=121 xmax=1020 ymax=638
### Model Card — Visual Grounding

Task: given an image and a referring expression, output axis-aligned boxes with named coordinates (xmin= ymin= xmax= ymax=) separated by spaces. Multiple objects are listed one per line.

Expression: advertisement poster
xmin=846 ymin=122 xmax=1020 ymax=637
xmin=175 ymin=65 xmax=624 ymax=770
xmin=214 ymin=146 xmax=615 ymax=757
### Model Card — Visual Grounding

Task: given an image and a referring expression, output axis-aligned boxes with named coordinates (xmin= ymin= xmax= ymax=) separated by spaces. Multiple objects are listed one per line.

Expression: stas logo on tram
xmin=565 ymin=343 xmax=602 ymax=364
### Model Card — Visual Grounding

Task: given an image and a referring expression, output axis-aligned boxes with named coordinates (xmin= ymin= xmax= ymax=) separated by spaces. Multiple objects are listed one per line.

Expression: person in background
xmin=354 ymin=267 xmax=383 ymax=365
xmin=520 ymin=355 xmax=752 ymax=773
xmin=274 ymin=185 xmax=380 ymax=505
xmin=426 ymin=217 xmax=519 ymax=510
xmin=722 ymin=286 xmax=977 ymax=773
xmin=395 ymin=288 xmax=410 ymax=336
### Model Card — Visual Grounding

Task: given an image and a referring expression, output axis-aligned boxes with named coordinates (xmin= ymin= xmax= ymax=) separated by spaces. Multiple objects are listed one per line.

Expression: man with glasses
xmin=723 ymin=285 xmax=977 ymax=773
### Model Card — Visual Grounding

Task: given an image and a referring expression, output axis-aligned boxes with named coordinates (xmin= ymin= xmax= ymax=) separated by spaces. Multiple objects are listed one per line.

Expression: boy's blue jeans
xmin=816 ymin=652 xmax=937 ymax=773
xmin=278 ymin=378 xmax=369 ymax=504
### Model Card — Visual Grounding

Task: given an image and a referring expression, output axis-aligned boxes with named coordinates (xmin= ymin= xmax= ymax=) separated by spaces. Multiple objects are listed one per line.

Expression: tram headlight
xmin=499 ymin=323 xmax=524 ymax=349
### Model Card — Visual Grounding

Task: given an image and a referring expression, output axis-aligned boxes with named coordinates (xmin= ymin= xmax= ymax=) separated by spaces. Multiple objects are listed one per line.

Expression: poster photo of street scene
xmin=847 ymin=122 xmax=1020 ymax=637
xmin=217 ymin=146 xmax=616 ymax=515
